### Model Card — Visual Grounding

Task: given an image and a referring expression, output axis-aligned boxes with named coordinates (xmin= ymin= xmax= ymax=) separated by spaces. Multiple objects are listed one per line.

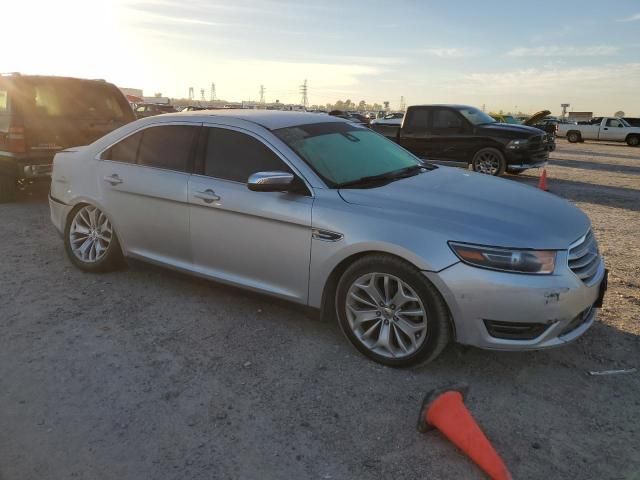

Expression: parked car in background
xmin=623 ymin=117 xmax=640 ymax=128
xmin=346 ymin=112 xmax=371 ymax=125
xmin=328 ymin=110 xmax=369 ymax=126
xmin=181 ymin=105 xmax=208 ymax=112
xmin=489 ymin=113 xmax=520 ymax=125
xmin=370 ymin=104 xmax=550 ymax=175
xmin=370 ymin=112 xmax=405 ymax=137
xmin=0 ymin=73 xmax=135 ymax=202
xmin=134 ymin=103 xmax=178 ymax=119
xmin=557 ymin=117 xmax=640 ymax=146
xmin=49 ymin=110 xmax=607 ymax=367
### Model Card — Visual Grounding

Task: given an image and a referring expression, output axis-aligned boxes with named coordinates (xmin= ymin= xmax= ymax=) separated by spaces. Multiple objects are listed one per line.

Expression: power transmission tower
xmin=259 ymin=85 xmax=266 ymax=103
xmin=299 ymin=79 xmax=308 ymax=108
xmin=188 ymin=87 xmax=194 ymax=101
xmin=200 ymin=88 xmax=205 ymax=101
xmin=210 ymin=83 xmax=216 ymax=102
xmin=399 ymin=96 xmax=406 ymax=111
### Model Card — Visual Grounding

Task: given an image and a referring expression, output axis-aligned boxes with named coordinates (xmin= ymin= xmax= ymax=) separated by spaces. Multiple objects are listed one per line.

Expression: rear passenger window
xmin=138 ymin=125 xmax=196 ymax=172
xmin=404 ymin=108 xmax=429 ymax=132
xmin=431 ymin=109 xmax=463 ymax=130
xmin=204 ymin=128 xmax=290 ymax=182
xmin=101 ymin=131 xmax=142 ymax=163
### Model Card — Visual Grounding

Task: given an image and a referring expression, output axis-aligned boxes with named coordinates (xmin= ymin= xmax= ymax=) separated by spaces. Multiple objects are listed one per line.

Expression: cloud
xmin=618 ymin=13 xmax=640 ymax=22
xmin=507 ymin=45 xmax=619 ymax=57
xmin=422 ymin=48 xmax=473 ymax=58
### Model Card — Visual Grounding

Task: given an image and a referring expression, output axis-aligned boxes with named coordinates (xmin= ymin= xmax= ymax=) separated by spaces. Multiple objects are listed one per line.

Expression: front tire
xmin=471 ymin=147 xmax=506 ymax=176
xmin=0 ymin=175 xmax=17 ymax=203
xmin=627 ymin=135 xmax=640 ymax=147
xmin=64 ymin=204 xmax=124 ymax=272
xmin=335 ymin=255 xmax=451 ymax=367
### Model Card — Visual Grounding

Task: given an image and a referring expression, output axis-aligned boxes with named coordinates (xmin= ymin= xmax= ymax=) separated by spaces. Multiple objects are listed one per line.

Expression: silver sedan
xmin=49 ymin=111 xmax=607 ymax=367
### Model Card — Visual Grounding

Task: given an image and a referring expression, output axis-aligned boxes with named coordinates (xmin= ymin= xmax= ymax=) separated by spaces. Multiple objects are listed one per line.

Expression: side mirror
xmin=247 ymin=171 xmax=295 ymax=192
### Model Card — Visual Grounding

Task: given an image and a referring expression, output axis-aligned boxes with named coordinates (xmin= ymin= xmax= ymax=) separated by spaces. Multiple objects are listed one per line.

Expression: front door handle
xmin=603 ymin=128 xmax=608 ymax=130
xmin=194 ymin=189 xmax=220 ymax=204
xmin=103 ymin=174 xmax=123 ymax=186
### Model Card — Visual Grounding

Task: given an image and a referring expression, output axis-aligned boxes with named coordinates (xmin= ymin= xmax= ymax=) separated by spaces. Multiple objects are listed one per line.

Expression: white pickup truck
xmin=557 ymin=117 xmax=640 ymax=146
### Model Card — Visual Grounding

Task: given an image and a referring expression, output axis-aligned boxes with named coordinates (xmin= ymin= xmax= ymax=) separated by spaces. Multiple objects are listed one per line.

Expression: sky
xmin=4 ymin=0 xmax=640 ymax=115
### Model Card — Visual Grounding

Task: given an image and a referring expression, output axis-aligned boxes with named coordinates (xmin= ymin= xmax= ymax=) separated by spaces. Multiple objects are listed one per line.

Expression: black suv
xmin=0 ymin=74 xmax=135 ymax=201
xmin=370 ymin=104 xmax=550 ymax=176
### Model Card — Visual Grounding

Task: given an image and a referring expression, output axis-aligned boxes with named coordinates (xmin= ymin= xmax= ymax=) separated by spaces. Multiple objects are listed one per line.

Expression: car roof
xmin=166 ymin=109 xmax=347 ymax=130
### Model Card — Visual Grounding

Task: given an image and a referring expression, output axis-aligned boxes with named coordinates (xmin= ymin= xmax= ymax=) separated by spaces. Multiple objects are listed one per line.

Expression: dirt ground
xmin=1 ymin=139 xmax=639 ymax=480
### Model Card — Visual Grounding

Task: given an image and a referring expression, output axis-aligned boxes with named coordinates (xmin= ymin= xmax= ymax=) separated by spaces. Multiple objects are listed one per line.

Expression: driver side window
xmin=203 ymin=127 xmax=292 ymax=183
xmin=606 ymin=119 xmax=622 ymax=128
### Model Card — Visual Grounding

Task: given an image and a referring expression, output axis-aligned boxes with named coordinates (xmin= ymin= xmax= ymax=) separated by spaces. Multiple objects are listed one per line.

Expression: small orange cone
xmin=538 ymin=168 xmax=549 ymax=191
xmin=417 ymin=384 xmax=512 ymax=480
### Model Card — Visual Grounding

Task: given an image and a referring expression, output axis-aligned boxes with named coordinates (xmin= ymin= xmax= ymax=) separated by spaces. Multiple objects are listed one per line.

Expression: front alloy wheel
xmin=472 ymin=148 xmax=505 ymax=176
xmin=64 ymin=204 xmax=123 ymax=272
xmin=336 ymin=255 xmax=451 ymax=367
xmin=346 ymin=273 xmax=428 ymax=358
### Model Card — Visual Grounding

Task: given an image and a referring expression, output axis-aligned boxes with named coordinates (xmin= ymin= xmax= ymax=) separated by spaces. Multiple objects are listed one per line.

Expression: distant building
xmin=567 ymin=111 xmax=593 ymax=122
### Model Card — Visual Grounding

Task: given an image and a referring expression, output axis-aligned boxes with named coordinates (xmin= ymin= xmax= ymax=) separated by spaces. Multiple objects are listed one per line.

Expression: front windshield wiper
xmin=335 ymin=164 xmax=429 ymax=189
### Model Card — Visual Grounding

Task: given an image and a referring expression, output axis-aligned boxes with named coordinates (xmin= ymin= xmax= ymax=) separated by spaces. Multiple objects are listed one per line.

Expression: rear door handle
xmin=194 ymin=189 xmax=220 ymax=204
xmin=103 ymin=174 xmax=123 ymax=186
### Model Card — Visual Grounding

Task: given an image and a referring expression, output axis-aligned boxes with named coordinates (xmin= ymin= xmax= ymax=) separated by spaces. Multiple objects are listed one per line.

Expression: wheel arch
xmin=64 ymin=198 xmax=128 ymax=255
xmin=318 ymin=250 xmax=456 ymax=340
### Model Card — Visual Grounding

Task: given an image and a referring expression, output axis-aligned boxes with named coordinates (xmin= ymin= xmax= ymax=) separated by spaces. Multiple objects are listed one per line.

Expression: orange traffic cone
xmin=417 ymin=384 xmax=512 ymax=480
xmin=538 ymin=168 xmax=549 ymax=191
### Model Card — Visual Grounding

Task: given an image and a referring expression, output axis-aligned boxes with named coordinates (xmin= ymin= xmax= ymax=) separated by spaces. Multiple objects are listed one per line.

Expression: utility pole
xmin=200 ymin=88 xmax=205 ymax=102
xmin=188 ymin=87 xmax=194 ymax=101
xmin=299 ymin=79 xmax=308 ymax=109
xmin=399 ymin=96 xmax=406 ymax=111
xmin=210 ymin=83 xmax=216 ymax=102
xmin=259 ymin=85 xmax=266 ymax=104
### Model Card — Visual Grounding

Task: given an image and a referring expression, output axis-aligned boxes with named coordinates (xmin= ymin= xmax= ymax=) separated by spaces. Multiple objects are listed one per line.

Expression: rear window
xmin=20 ymin=80 xmax=130 ymax=121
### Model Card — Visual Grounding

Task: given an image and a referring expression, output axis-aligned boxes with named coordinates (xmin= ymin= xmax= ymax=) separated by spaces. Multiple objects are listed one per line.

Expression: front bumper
xmin=49 ymin=194 xmax=72 ymax=236
xmin=425 ymin=252 xmax=606 ymax=351
xmin=505 ymin=147 xmax=549 ymax=172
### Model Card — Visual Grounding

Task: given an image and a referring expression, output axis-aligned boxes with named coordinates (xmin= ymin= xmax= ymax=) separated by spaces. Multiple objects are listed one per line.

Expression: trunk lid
xmin=523 ymin=110 xmax=552 ymax=126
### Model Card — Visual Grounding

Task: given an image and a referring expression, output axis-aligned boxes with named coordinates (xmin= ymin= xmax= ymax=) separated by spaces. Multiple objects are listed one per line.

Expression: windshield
xmin=274 ymin=122 xmax=421 ymax=187
xmin=458 ymin=107 xmax=496 ymax=125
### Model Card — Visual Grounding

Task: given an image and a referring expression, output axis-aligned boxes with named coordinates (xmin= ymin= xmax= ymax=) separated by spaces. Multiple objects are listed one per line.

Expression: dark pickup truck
xmin=370 ymin=104 xmax=551 ymax=176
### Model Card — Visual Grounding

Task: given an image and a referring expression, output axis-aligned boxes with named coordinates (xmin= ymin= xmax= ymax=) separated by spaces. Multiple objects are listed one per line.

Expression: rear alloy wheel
xmin=0 ymin=175 xmax=17 ymax=203
xmin=472 ymin=148 xmax=506 ymax=176
xmin=336 ymin=255 xmax=451 ymax=367
xmin=64 ymin=204 xmax=124 ymax=272
xmin=627 ymin=135 xmax=640 ymax=147
xmin=567 ymin=131 xmax=581 ymax=143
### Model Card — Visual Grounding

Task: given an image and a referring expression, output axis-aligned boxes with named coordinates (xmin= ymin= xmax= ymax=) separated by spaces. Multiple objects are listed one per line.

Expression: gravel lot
xmin=1 ymin=139 xmax=639 ymax=480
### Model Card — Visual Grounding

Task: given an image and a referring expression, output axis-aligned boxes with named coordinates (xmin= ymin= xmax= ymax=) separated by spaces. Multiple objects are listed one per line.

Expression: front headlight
xmin=506 ymin=139 xmax=529 ymax=149
xmin=449 ymin=242 xmax=556 ymax=274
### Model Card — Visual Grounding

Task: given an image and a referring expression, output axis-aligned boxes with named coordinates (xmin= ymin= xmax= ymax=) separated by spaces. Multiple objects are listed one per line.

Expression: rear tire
xmin=626 ymin=135 xmax=640 ymax=147
xmin=64 ymin=204 xmax=124 ymax=273
xmin=335 ymin=254 xmax=451 ymax=367
xmin=471 ymin=147 xmax=506 ymax=176
xmin=0 ymin=175 xmax=17 ymax=203
xmin=567 ymin=131 xmax=581 ymax=143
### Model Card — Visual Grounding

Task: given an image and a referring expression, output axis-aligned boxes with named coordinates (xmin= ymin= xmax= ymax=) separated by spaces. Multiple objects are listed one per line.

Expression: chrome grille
xmin=568 ymin=230 xmax=600 ymax=284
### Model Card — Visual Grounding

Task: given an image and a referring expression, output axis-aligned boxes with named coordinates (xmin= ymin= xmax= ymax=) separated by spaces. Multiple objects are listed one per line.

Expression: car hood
xmin=338 ymin=167 xmax=590 ymax=250
xmin=477 ymin=123 xmax=544 ymax=136
xmin=524 ymin=110 xmax=552 ymax=126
